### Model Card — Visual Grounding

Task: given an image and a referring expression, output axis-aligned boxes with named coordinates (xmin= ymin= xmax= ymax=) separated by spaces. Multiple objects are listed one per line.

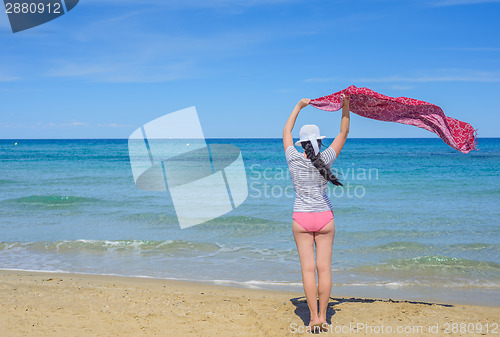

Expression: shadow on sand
xmin=290 ymin=296 xmax=454 ymax=327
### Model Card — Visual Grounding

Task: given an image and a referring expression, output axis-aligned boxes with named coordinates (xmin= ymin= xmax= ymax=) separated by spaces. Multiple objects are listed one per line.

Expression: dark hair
xmin=301 ymin=140 xmax=342 ymax=186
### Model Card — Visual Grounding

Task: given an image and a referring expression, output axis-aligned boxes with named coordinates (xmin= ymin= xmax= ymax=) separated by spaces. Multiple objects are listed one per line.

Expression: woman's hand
xmin=330 ymin=93 xmax=351 ymax=156
xmin=284 ymin=98 xmax=310 ymax=150
xmin=297 ymin=98 xmax=311 ymax=109
xmin=341 ymin=94 xmax=350 ymax=109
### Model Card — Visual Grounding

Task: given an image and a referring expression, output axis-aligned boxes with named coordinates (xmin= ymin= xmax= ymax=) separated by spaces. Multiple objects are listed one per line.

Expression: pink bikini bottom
xmin=293 ymin=211 xmax=334 ymax=232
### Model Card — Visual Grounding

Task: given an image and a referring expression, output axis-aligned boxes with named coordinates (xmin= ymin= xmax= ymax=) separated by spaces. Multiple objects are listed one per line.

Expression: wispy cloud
xmin=0 ymin=121 xmax=86 ymax=129
xmin=431 ymin=0 xmax=500 ymax=6
xmin=0 ymin=122 xmax=24 ymax=128
xmin=354 ymin=74 xmax=500 ymax=83
xmin=0 ymin=75 xmax=20 ymax=82
xmin=83 ymin=0 xmax=298 ymax=8
xmin=35 ymin=121 xmax=89 ymax=128
xmin=304 ymin=77 xmax=341 ymax=83
xmin=305 ymin=70 xmax=500 ymax=84
xmin=0 ymin=1 xmax=324 ymax=83
xmin=42 ymin=12 xmax=286 ymax=83
xmin=437 ymin=47 xmax=500 ymax=51
xmin=0 ymin=121 xmax=134 ymax=129
xmin=97 ymin=123 xmax=135 ymax=128
xmin=0 ymin=11 xmax=11 ymax=30
xmin=0 ymin=4 xmax=286 ymax=83
xmin=0 ymin=68 xmax=20 ymax=81
xmin=388 ymin=85 xmax=414 ymax=90
xmin=271 ymin=88 xmax=297 ymax=93
xmin=46 ymin=59 xmax=195 ymax=83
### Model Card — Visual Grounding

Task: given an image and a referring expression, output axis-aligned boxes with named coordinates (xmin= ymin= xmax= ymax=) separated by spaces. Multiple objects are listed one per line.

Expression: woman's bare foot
xmin=308 ymin=317 xmax=326 ymax=332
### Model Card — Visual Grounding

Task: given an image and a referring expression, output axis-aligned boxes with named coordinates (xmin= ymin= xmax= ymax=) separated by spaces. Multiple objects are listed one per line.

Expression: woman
xmin=283 ymin=95 xmax=350 ymax=330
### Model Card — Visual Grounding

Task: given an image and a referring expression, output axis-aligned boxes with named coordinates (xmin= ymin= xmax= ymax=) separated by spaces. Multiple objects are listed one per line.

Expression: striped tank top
xmin=285 ymin=145 xmax=337 ymax=212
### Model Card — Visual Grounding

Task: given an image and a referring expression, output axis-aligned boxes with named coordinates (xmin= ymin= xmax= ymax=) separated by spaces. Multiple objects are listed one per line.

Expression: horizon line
xmin=1 ymin=137 xmax=497 ymax=140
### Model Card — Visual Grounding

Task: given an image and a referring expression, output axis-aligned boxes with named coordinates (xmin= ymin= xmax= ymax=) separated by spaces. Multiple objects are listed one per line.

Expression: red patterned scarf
xmin=310 ymin=85 xmax=477 ymax=153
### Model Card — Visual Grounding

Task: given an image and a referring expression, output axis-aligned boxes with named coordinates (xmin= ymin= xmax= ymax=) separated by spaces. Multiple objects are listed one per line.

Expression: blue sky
xmin=1 ymin=0 xmax=499 ymax=139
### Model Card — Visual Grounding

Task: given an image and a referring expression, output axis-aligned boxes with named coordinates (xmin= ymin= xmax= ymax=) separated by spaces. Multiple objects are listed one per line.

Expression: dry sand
xmin=0 ymin=270 xmax=498 ymax=336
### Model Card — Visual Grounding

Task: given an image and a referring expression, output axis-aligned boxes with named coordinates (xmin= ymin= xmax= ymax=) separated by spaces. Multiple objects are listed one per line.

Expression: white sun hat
xmin=294 ymin=124 xmax=326 ymax=155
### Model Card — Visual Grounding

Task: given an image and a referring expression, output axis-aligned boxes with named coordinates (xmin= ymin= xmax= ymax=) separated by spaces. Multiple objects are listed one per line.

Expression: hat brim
xmin=295 ymin=135 xmax=326 ymax=146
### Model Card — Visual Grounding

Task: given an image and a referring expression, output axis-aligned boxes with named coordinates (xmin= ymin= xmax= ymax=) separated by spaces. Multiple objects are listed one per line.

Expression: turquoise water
xmin=0 ymin=138 xmax=499 ymax=305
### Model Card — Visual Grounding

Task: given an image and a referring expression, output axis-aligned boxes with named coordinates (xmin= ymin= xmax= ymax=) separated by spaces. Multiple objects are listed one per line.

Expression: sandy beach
xmin=0 ymin=270 xmax=498 ymax=336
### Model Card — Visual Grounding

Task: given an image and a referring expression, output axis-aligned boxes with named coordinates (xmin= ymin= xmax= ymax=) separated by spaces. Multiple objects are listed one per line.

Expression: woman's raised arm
xmin=329 ymin=94 xmax=350 ymax=156
xmin=283 ymin=98 xmax=310 ymax=151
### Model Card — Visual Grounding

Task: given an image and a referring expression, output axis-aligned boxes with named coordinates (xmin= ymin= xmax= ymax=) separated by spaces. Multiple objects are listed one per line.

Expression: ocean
xmin=1 ymin=138 xmax=499 ymax=306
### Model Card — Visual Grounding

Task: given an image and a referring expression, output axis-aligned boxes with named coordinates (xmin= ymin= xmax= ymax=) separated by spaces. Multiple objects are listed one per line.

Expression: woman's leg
xmin=313 ymin=218 xmax=335 ymax=323
xmin=292 ymin=219 xmax=320 ymax=325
